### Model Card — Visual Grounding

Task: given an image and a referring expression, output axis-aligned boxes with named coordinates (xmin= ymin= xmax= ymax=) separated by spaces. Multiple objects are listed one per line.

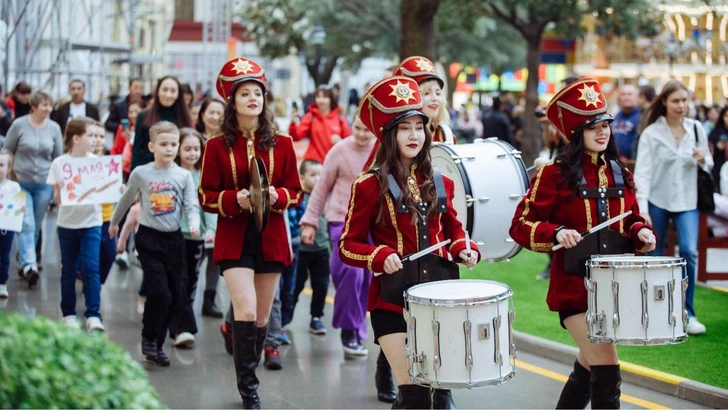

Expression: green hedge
xmin=0 ymin=311 xmax=164 ymax=409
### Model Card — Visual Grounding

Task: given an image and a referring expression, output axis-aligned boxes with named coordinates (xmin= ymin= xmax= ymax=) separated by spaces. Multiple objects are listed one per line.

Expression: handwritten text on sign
xmin=59 ymin=155 xmax=123 ymax=206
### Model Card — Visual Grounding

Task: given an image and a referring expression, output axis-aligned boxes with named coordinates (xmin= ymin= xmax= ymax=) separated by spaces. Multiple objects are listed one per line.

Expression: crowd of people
xmin=0 ymin=51 xmax=724 ymax=409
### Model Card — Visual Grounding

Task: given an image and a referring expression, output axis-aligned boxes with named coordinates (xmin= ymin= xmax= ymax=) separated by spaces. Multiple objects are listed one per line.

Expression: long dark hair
xmin=554 ymin=125 xmax=634 ymax=196
xmin=143 ymin=76 xmax=193 ymax=129
xmin=196 ymin=97 xmax=225 ymax=135
xmin=641 ymin=79 xmax=689 ymax=131
xmin=220 ymin=81 xmax=277 ymax=150
xmin=709 ymin=106 xmax=728 ymax=140
xmin=372 ymin=120 xmax=436 ymax=224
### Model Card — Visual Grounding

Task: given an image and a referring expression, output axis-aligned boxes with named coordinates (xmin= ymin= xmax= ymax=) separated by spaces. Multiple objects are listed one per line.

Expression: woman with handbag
xmin=339 ymin=76 xmax=480 ymax=409
xmin=634 ymin=79 xmax=713 ymax=335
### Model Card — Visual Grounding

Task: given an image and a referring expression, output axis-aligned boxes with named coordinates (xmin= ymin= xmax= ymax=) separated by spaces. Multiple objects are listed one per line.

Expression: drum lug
xmin=667 ymin=279 xmax=676 ymax=327
xmin=681 ymin=276 xmax=689 ymax=333
xmin=508 ymin=194 xmax=523 ymax=200
xmin=640 ymin=280 xmax=650 ymax=329
xmin=432 ymin=319 xmax=442 ymax=372
xmin=611 ymin=280 xmax=620 ymax=328
xmin=465 ymin=195 xmax=489 ymax=205
xmin=463 ymin=320 xmax=474 ymax=372
xmin=493 ymin=315 xmax=503 ymax=366
xmin=508 ymin=308 xmax=517 ymax=358
xmin=595 ymin=312 xmax=606 ymax=336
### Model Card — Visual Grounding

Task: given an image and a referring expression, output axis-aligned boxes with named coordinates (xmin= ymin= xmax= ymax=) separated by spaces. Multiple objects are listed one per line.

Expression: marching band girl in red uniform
xmin=339 ymin=76 xmax=480 ymax=409
xmin=199 ymin=57 xmax=302 ymax=409
xmin=393 ymin=56 xmax=455 ymax=144
xmin=509 ymin=78 xmax=656 ymax=409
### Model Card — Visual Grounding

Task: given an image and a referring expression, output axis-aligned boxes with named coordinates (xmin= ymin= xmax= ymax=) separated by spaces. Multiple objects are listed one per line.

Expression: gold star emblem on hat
xmin=414 ymin=58 xmax=435 ymax=73
xmin=577 ymin=84 xmax=600 ymax=108
xmin=231 ymin=58 xmax=254 ymax=75
xmin=389 ymin=80 xmax=417 ymax=104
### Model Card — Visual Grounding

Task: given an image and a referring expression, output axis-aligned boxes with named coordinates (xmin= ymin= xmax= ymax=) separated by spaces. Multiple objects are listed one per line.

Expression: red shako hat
xmin=216 ymin=57 xmax=266 ymax=101
xmin=358 ymin=76 xmax=428 ymax=140
xmin=393 ymin=56 xmax=444 ymax=88
xmin=546 ymin=77 xmax=613 ymax=140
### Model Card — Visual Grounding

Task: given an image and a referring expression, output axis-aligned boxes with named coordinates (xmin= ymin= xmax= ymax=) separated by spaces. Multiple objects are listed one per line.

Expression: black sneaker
xmin=155 ymin=347 xmax=171 ymax=367
xmin=141 ymin=338 xmax=157 ymax=362
xmin=27 ymin=267 xmax=39 ymax=288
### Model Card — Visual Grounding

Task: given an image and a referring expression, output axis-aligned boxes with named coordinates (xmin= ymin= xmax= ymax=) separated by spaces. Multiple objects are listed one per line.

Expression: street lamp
xmin=310 ymin=25 xmax=326 ymax=84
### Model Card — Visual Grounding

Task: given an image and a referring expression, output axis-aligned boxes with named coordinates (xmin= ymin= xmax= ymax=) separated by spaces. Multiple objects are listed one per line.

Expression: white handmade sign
xmin=58 ymin=155 xmax=123 ymax=206
xmin=0 ymin=190 xmax=26 ymax=232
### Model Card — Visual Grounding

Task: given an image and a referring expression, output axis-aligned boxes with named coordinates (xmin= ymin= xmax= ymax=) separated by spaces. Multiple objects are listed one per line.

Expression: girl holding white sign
xmin=0 ymin=149 xmax=22 ymax=299
xmin=46 ymin=117 xmax=105 ymax=332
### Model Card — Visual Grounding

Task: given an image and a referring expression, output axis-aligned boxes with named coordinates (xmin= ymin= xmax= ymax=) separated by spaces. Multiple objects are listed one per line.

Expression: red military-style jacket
xmin=431 ymin=124 xmax=456 ymax=144
xmin=509 ymin=152 xmax=653 ymax=312
xmin=198 ymin=129 xmax=303 ymax=266
xmin=339 ymin=165 xmax=481 ymax=314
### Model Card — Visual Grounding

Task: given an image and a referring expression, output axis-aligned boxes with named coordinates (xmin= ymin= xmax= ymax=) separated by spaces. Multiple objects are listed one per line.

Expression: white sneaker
xmin=687 ymin=317 xmax=707 ymax=335
xmin=137 ymin=296 xmax=146 ymax=315
xmin=174 ymin=332 xmax=195 ymax=347
xmin=0 ymin=284 xmax=8 ymax=298
xmin=86 ymin=317 xmax=105 ymax=332
xmin=115 ymin=251 xmax=130 ymax=269
xmin=63 ymin=315 xmax=81 ymax=329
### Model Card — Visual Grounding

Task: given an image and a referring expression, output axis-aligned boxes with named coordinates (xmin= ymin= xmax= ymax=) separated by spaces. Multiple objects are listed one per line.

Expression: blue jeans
xmin=0 ymin=231 xmax=15 ymax=285
xmin=18 ymin=182 xmax=53 ymax=269
xmin=647 ymin=203 xmax=698 ymax=317
xmin=280 ymin=243 xmax=300 ymax=328
xmin=58 ymin=226 xmax=102 ymax=319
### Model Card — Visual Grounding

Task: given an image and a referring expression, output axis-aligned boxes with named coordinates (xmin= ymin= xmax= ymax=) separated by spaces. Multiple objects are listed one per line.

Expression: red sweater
xmin=288 ymin=105 xmax=351 ymax=163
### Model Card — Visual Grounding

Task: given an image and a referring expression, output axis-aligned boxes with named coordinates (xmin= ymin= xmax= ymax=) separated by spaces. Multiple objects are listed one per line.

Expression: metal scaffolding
xmin=0 ymin=0 xmax=160 ymax=102
xmin=201 ymin=0 xmax=233 ymax=94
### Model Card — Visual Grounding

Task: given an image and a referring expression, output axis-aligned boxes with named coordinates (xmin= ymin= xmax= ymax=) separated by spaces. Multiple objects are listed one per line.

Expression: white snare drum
xmin=404 ymin=280 xmax=516 ymax=389
xmin=431 ymin=139 xmax=529 ymax=261
xmin=586 ymin=255 xmax=688 ymax=345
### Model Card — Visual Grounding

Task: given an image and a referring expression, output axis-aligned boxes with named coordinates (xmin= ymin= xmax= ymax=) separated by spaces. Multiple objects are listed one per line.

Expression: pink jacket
xmin=300 ymin=137 xmax=376 ymax=226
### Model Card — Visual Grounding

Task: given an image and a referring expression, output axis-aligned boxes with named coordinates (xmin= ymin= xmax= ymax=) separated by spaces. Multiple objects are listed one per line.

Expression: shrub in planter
xmin=0 ymin=311 xmax=164 ymax=408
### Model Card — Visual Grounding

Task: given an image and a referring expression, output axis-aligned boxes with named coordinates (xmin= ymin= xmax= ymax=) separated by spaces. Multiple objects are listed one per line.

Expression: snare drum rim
xmin=431 ymin=143 xmax=475 ymax=236
xmin=587 ymin=334 xmax=688 ymax=346
xmin=405 ymin=279 xmax=513 ymax=307
xmin=409 ymin=369 xmax=516 ymax=389
xmin=587 ymin=257 xmax=686 ymax=269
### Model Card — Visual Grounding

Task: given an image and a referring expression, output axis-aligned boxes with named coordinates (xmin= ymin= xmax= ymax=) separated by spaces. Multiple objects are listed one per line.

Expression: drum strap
xmin=386 ymin=170 xmax=448 ymax=214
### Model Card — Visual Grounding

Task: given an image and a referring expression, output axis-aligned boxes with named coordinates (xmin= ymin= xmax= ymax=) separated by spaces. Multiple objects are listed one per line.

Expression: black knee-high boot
xmin=392 ymin=384 xmax=432 ymax=409
xmin=233 ymin=321 xmax=261 ymax=409
xmin=255 ymin=324 xmax=268 ymax=366
xmin=432 ymin=388 xmax=456 ymax=409
xmin=556 ymin=360 xmax=591 ymax=409
xmin=375 ymin=349 xmax=397 ymax=403
xmin=590 ymin=365 xmax=621 ymax=409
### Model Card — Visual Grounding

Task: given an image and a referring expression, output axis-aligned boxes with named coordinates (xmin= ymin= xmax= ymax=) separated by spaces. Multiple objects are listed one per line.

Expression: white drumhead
xmin=407 ymin=279 xmax=509 ymax=300
xmin=588 ymin=255 xmax=685 ymax=268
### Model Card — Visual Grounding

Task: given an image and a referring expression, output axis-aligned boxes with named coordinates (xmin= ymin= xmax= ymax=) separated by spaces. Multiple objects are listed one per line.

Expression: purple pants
xmin=328 ymin=221 xmax=371 ymax=341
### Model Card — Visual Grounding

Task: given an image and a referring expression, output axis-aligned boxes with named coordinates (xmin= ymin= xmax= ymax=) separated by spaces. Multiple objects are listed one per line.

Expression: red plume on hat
xmin=358 ymin=76 xmax=428 ymax=140
xmin=216 ymin=57 xmax=266 ymax=101
xmin=546 ymin=77 xmax=613 ymax=140
xmin=393 ymin=56 xmax=444 ymax=88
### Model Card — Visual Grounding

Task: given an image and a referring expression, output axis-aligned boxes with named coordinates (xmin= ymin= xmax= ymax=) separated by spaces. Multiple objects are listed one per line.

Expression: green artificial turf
xmin=460 ymin=250 xmax=728 ymax=389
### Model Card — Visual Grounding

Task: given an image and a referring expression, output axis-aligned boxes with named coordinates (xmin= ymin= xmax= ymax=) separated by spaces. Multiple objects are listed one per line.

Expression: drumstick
xmin=465 ymin=231 xmax=473 ymax=271
xmin=552 ymin=211 xmax=632 ymax=251
xmin=647 ymin=232 xmax=655 ymax=245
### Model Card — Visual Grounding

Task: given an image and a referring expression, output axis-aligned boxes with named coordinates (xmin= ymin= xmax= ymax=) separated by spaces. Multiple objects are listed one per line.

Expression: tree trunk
xmin=399 ymin=0 xmax=440 ymax=60
xmin=306 ymin=56 xmax=341 ymax=87
xmin=521 ymin=34 xmax=543 ymax=167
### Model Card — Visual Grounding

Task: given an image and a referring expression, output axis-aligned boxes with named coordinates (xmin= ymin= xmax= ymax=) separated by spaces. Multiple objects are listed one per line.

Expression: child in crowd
xmin=168 ymin=128 xmax=216 ymax=347
xmin=291 ymin=159 xmax=330 ymax=335
xmin=93 ymin=125 xmax=118 ymax=285
xmin=46 ymin=117 xmax=105 ymax=331
xmin=110 ymin=121 xmax=200 ymax=366
xmin=0 ymin=149 xmax=21 ymax=299
xmin=300 ymin=117 xmax=376 ymax=357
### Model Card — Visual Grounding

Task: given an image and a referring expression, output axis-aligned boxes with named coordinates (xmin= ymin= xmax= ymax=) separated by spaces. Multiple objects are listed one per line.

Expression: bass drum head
xmin=431 ymin=144 xmax=472 ymax=233
xmin=431 ymin=140 xmax=530 ymax=261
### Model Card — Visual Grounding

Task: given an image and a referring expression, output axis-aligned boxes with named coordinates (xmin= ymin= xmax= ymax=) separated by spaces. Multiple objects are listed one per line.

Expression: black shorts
xmin=218 ymin=218 xmax=284 ymax=274
xmin=558 ymin=309 xmax=586 ymax=330
xmin=371 ymin=309 xmax=407 ymax=343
